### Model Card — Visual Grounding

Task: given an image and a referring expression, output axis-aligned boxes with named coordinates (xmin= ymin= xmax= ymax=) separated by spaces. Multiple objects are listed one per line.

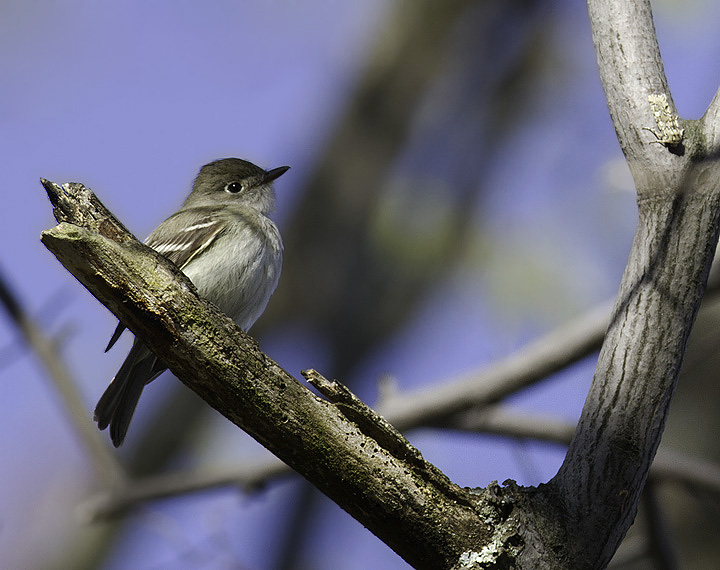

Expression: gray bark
xmin=546 ymin=0 xmax=720 ymax=568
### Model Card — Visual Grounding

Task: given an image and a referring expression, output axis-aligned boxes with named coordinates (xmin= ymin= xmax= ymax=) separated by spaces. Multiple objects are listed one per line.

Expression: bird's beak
xmin=264 ymin=165 xmax=290 ymax=183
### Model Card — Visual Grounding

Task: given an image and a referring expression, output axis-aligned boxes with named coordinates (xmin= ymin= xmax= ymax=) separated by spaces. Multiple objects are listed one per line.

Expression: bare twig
xmin=457 ymin=408 xmax=720 ymax=495
xmin=447 ymin=406 xmax=576 ymax=443
xmin=80 ymin=455 xmax=289 ymax=520
xmin=380 ymin=255 xmax=720 ymax=433
xmin=378 ymin=300 xmax=612 ymax=430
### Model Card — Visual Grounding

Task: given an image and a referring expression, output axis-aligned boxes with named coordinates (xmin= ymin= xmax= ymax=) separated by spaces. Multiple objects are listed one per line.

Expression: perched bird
xmin=95 ymin=158 xmax=289 ymax=446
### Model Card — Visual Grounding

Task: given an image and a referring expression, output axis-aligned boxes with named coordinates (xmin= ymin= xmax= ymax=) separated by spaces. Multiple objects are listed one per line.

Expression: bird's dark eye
xmin=225 ymin=182 xmax=244 ymax=194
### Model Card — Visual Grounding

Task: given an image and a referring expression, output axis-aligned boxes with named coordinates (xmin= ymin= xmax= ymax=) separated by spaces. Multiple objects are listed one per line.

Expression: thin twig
xmin=81 ymin=455 xmax=289 ymax=520
xmin=378 ymin=300 xmax=612 ymax=430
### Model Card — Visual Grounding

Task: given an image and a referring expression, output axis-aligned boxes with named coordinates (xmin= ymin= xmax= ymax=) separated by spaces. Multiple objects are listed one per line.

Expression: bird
xmin=94 ymin=158 xmax=289 ymax=446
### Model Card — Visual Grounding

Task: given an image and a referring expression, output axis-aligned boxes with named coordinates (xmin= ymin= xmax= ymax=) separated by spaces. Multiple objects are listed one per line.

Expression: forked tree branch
xmin=545 ymin=0 xmax=720 ymax=568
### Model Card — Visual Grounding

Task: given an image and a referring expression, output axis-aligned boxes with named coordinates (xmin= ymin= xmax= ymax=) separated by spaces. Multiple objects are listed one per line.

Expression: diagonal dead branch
xmin=40 ymin=180 xmax=498 ymax=570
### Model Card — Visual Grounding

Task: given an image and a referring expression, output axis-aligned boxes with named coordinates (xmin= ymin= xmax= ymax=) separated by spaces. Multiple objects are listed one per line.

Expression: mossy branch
xmin=40 ymin=179 xmax=499 ymax=570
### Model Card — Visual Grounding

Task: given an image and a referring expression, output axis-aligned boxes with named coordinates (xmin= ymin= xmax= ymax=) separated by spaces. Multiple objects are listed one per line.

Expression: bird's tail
xmin=95 ymin=340 xmax=166 ymax=447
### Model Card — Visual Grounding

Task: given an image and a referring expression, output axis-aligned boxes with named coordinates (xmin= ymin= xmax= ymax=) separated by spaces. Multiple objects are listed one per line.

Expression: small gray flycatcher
xmin=95 ymin=158 xmax=289 ymax=446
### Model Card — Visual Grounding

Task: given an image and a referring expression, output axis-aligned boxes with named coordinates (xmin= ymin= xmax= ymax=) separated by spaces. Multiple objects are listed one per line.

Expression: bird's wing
xmin=105 ymin=208 xmax=226 ymax=351
xmin=146 ymin=209 xmax=227 ymax=270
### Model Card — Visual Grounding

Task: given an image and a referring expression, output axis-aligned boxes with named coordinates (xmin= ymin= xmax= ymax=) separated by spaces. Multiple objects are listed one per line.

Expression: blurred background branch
xmin=0 ymin=270 xmax=124 ymax=486
xmin=80 ymin=406 xmax=720 ymax=522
